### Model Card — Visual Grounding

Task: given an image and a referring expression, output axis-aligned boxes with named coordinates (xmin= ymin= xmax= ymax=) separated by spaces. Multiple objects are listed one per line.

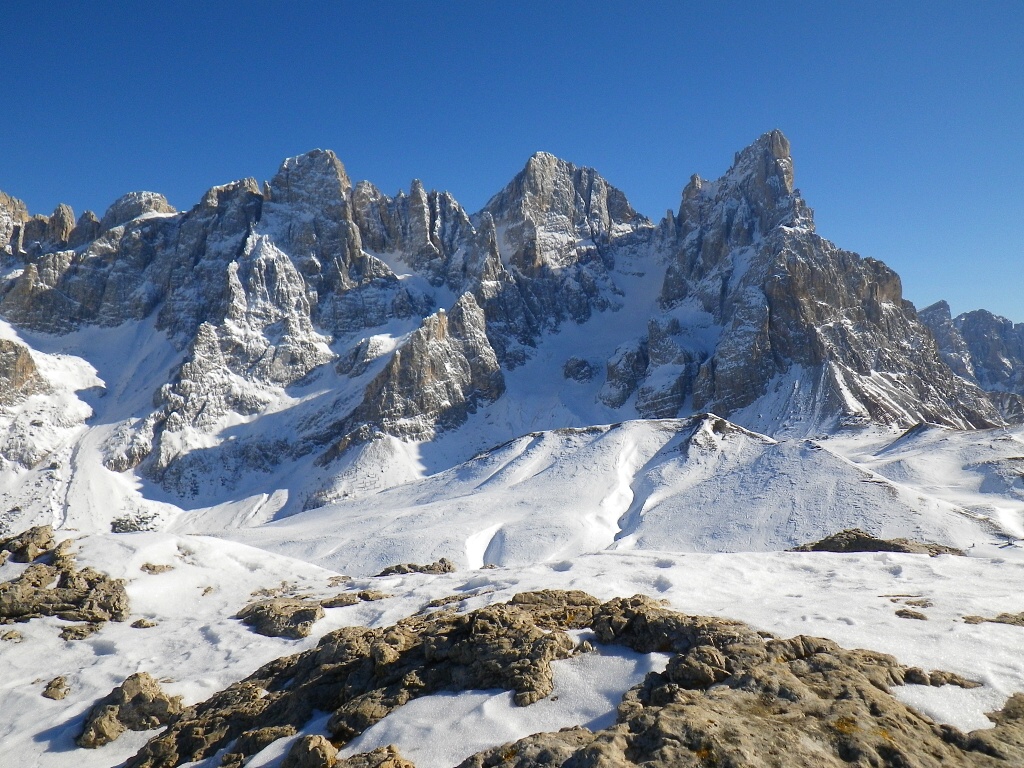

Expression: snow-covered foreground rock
xmin=3 ymin=529 xmax=1024 ymax=767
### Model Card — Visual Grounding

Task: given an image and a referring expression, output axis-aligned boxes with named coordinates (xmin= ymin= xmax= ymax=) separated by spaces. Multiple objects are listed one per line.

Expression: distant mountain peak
xmin=269 ymin=148 xmax=352 ymax=203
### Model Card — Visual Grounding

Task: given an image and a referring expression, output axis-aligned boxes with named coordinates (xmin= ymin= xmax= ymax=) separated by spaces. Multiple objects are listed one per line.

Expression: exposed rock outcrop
xmin=236 ymin=598 xmax=326 ymax=639
xmin=42 ymin=676 xmax=70 ymax=700
xmin=333 ymin=292 xmax=504 ymax=444
xmin=461 ymin=594 xmax=1014 ymax=768
xmin=282 ymin=735 xmax=339 ymax=768
xmin=0 ymin=338 xmax=46 ymax=405
xmin=121 ymin=591 xmax=587 ymax=767
xmin=77 ymin=672 xmax=184 ymax=748
xmin=650 ymin=130 xmax=1002 ymax=432
xmin=115 ymin=590 xmax=1022 ymax=768
xmin=921 ymin=301 xmax=1024 ymax=419
xmin=98 ymin=191 xmax=177 ymax=234
xmin=375 ymin=558 xmax=455 ymax=577
xmin=791 ymin=528 xmax=966 ymax=556
xmin=0 ymin=532 xmax=129 ymax=626
xmin=0 ymin=524 xmax=56 ymax=562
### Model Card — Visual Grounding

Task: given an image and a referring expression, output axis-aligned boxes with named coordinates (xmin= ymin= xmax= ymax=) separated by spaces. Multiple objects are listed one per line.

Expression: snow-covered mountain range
xmin=3 ymin=132 xmax=1024 ymax=768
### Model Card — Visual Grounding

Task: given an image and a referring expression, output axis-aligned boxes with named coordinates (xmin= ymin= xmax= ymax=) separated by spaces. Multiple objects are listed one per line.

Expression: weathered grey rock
xmin=67 ymin=210 xmax=101 ymax=248
xmin=42 ymin=676 xmax=70 ymax=700
xmin=77 ymin=672 xmax=184 ymax=748
xmin=922 ymin=301 xmax=1024 ymax=412
xmin=791 ymin=527 xmax=964 ymax=556
xmin=99 ymin=191 xmax=176 ymax=234
xmin=920 ymin=300 xmax=978 ymax=380
xmin=0 ymin=189 xmax=30 ymax=253
xmin=481 ymin=151 xmax=645 ymax=274
xmin=47 ymin=204 xmax=76 ymax=245
xmin=123 ymin=591 xmax=581 ymax=767
xmin=329 ymin=292 xmax=504 ymax=447
xmin=321 ymin=593 xmax=361 ymax=608
xmin=236 ymin=598 xmax=325 ymax=639
xmin=0 ymin=339 xmax=46 ymax=406
xmin=116 ymin=589 xmax=1020 ymax=768
xmin=140 ymin=563 xmax=175 ymax=574
xmin=896 ymin=608 xmax=929 ymax=620
xmin=336 ymin=745 xmax=415 ymax=768
xmin=356 ymin=590 xmax=391 ymax=602
xmin=61 ymin=622 xmax=103 ymax=640
xmin=652 ymin=130 xmax=1002 ymax=432
xmin=598 ymin=339 xmax=649 ymax=408
xmin=964 ymin=611 xmax=1024 ymax=627
xmin=462 ymin=594 xmax=1013 ymax=768
xmin=376 ymin=558 xmax=455 ymax=576
xmin=562 ymin=357 xmax=596 ymax=382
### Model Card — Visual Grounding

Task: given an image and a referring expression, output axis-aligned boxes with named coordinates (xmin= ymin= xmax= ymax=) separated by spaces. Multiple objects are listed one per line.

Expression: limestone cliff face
xmin=340 ymin=292 xmax=504 ymax=441
xmin=920 ymin=301 xmax=1024 ymax=421
xmin=0 ymin=132 xmax=1014 ymax=498
xmin=640 ymin=130 xmax=1001 ymax=432
xmin=0 ymin=191 xmax=30 ymax=256
xmin=0 ymin=339 xmax=45 ymax=406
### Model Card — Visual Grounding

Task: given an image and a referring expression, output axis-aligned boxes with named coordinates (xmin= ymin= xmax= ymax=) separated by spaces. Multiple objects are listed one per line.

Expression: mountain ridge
xmin=1 ymin=130 xmax=1021 ymax=534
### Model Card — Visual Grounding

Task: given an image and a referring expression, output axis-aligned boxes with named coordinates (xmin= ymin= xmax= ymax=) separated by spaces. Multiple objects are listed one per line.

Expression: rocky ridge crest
xmin=0 ymin=132 xmax=1013 ymax=503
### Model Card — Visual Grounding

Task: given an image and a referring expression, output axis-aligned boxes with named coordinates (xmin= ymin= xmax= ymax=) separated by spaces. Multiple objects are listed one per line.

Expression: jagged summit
xmin=1 ymin=130 xmax=1020 ymax=527
xmin=921 ymin=300 xmax=1024 ymax=417
xmin=268 ymin=148 xmax=352 ymax=204
xmin=99 ymin=191 xmax=176 ymax=234
xmin=481 ymin=150 xmax=647 ymax=236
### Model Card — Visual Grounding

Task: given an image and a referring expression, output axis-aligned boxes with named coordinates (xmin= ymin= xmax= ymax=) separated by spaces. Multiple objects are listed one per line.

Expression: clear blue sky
xmin=3 ymin=1 xmax=1022 ymax=320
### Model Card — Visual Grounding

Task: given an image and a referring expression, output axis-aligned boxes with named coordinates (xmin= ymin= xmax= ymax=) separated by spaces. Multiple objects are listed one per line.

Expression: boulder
xmin=77 ymin=672 xmax=184 ymax=748
xmin=236 ymin=598 xmax=325 ymax=639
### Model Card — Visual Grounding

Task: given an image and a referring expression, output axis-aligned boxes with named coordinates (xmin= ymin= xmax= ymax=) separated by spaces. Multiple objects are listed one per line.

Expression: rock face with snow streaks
xmin=0 ymin=338 xmax=45 ymax=405
xmin=647 ymin=130 xmax=1001 ymax=432
xmin=339 ymin=292 xmax=504 ymax=441
xmin=0 ymin=130 xmax=1017 ymax=509
xmin=921 ymin=300 xmax=1024 ymax=421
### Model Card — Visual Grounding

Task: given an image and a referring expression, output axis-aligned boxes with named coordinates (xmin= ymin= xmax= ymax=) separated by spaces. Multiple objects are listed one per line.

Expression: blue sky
xmin=3 ymin=1 xmax=1022 ymax=320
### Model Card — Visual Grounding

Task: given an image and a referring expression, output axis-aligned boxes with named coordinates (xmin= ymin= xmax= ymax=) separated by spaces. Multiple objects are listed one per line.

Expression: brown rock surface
xmin=0 ymin=339 xmax=46 ymax=405
xmin=791 ymin=527 xmax=964 ymax=556
xmin=114 ymin=590 xmax=1024 ymax=768
xmin=282 ymin=735 xmax=339 ymax=768
xmin=77 ymin=672 xmax=184 ymax=748
xmin=1 ymin=530 xmax=129 ymax=628
xmin=376 ymin=558 xmax=456 ymax=577
xmin=42 ymin=676 xmax=70 ymax=700
xmin=0 ymin=524 xmax=56 ymax=562
xmin=236 ymin=598 xmax=325 ymax=639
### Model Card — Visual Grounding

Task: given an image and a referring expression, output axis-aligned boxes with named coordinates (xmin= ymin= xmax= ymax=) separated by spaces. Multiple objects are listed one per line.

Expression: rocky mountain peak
xmin=922 ymin=303 xmax=1024 ymax=404
xmin=731 ymin=128 xmax=794 ymax=193
xmin=482 ymin=151 xmax=644 ymax=234
xmin=0 ymin=190 xmax=30 ymax=255
xmin=675 ymin=129 xmax=806 ymax=239
xmin=99 ymin=191 xmax=177 ymax=234
xmin=268 ymin=149 xmax=351 ymax=206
